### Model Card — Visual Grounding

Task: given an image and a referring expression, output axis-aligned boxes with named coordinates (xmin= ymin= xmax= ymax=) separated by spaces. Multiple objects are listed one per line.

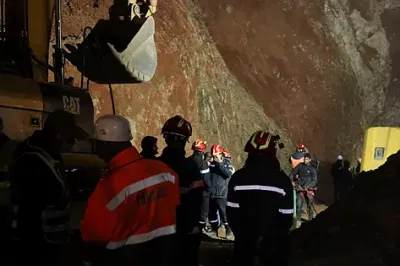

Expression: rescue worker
xmin=288 ymin=144 xmax=306 ymax=221
xmin=350 ymin=158 xmax=361 ymax=179
xmin=189 ymin=139 xmax=212 ymax=230
xmin=331 ymin=155 xmax=344 ymax=203
xmin=289 ymin=144 xmax=306 ymax=169
xmin=227 ymin=130 xmax=292 ymax=266
xmin=209 ymin=144 xmax=235 ymax=237
xmin=140 ymin=135 xmax=158 ymax=159
xmin=158 ymin=115 xmax=203 ymax=266
xmin=204 ymin=152 xmax=213 ymax=165
xmin=290 ymin=144 xmax=320 ymax=170
xmin=9 ymin=110 xmax=88 ymax=265
xmin=223 ymin=149 xmax=232 ymax=160
xmin=336 ymin=160 xmax=353 ymax=200
xmin=81 ymin=114 xmax=179 ymax=266
xmin=289 ymin=153 xmax=318 ymax=227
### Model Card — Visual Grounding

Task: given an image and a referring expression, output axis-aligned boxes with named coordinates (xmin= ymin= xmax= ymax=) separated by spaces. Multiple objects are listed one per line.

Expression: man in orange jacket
xmin=81 ymin=114 xmax=180 ymax=266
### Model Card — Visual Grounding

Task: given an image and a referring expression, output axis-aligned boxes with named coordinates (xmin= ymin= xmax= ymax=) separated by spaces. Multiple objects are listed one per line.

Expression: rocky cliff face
xmin=58 ymin=0 xmax=400 ymax=203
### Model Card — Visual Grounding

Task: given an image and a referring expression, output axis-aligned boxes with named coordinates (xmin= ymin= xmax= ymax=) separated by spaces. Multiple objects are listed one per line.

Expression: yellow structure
xmin=28 ymin=0 xmax=55 ymax=82
xmin=361 ymin=127 xmax=400 ymax=171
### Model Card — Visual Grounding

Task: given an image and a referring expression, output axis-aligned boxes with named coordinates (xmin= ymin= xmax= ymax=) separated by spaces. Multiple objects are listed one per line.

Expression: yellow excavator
xmin=360 ymin=127 xmax=400 ymax=172
xmin=0 ymin=0 xmax=158 ymax=204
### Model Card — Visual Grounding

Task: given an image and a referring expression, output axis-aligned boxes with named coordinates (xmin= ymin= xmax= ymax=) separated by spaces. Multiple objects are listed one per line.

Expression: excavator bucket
xmin=107 ymin=16 xmax=157 ymax=82
xmin=65 ymin=16 xmax=157 ymax=84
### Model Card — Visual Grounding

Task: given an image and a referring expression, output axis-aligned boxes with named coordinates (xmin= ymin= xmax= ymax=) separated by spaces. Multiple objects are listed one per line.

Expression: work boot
xmin=296 ymin=220 xmax=302 ymax=229
xmin=225 ymin=224 xmax=234 ymax=239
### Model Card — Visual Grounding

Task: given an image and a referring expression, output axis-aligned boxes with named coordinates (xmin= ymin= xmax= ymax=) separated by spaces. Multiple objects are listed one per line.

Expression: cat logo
xmin=62 ymin=95 xmax=81 ymax=115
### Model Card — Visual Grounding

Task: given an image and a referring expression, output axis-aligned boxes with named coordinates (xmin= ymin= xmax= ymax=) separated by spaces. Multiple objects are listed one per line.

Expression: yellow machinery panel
xmin=361 ymin=127 xmax=400 ymax=172
xmin=28 ymin=0 xmax=55 ymax=82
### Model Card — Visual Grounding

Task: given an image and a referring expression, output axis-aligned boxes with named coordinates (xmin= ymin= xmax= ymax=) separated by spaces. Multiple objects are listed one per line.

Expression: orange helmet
xmin=161 ymin=115 xmax=192 ymax=139
xmin=296 ymin=143 xmax=305 ymax=152
xmin=192 ymin=139 xmax=207 ymax=152
xmin=244 ymin=130 xmax=284 ymax=156
xmin=223 ymin=149 xmax=231 ymax=158
xmin=211 ymin=144 xmax=224 ymax=155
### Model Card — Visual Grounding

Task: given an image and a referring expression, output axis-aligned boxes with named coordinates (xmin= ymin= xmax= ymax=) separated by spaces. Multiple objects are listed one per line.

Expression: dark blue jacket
xmin=189 ymin=151 xmax=211 ymax=192
xmin=209 ymin=158 xmax=235 ymax=198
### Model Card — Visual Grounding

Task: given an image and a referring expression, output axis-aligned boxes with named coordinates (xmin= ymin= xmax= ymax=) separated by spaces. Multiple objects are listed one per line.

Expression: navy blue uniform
xmin=227 ymin=156 xmax=293 ymax=266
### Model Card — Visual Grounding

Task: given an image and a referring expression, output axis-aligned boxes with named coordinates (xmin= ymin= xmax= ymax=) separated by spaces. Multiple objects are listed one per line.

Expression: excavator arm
xmin=1 ymin=0 xmax=54 ymax=82
xmin=1 ymin=0 xmax=158 ymax=84
xmin=27 ymin=0 xmax=55 ymax=82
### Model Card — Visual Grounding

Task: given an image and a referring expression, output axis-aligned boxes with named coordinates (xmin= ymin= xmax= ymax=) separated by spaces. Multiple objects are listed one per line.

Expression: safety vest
xmin=81 ymin=146 xmax=180 ymax=250
xmin=10 ymin=146 xmax=70 ymax=243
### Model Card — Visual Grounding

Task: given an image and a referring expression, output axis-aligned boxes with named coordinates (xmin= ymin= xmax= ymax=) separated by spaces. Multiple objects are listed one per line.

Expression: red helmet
xmin=161 ymin=115 xmax=192 ymax=139
xmin=244 ymin=130 xmax=284 ymax=156
xmin=211 ymin=144 xmax=224 ymax=155
xmin=192 ymin=139 xmax=207 ymax=152
xmin=223 ymin=149 xmax=231 ymax=158
xmin=296 ymin=143 xmax=305 ymax=152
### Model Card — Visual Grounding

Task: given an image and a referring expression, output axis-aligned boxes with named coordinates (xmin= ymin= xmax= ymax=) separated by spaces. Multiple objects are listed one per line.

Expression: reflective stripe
xmin=227 ymin=166 xmax=235 ymax=174
xmin=107 ymin=173 xmax=176 ymax=211
xmin=199 ymin=221 xmax=206 ymax=224
xmin=200 ymin=168 xmax=210 ymax=174
xmin=43 ymin=223 xmax=69 ymax=233
xmin=180 ymin=187 xmax=189 ymax=194
xmin=106 ymin=224 xmax=176 ymax=250
xmin=189 ymin=180 xmax=203 ymax=190
xmin=42 ymin=209 xmax=69 ymax=219
xmin=279 ymin=208 xmax=294 ymax=214
xmin=180 ymin=180 xmax=204 ymax=194
xmin=209 ymin=219 xmax=218 ymax=223
xmin=227 ymin=201 xmax=240 ymax=208
xmin=234 ymin=185 xmax=286 ymax=196
xmin=13 ymin=206 xmax=68 ymax=219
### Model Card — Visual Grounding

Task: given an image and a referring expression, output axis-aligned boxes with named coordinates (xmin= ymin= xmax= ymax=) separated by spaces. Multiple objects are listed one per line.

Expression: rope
xmin=81 ymin=26 xmax=116 ymax=115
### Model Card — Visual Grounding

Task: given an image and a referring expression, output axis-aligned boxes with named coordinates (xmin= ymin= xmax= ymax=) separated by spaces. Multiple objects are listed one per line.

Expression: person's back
xmin=159 ymin=146 xmax=202 ymax=233
xmin=331 ymin=157 xmax=344 ymax=179
xmin=227 ymin=130 xmax=292 ymax=266
xmin=336 ymin=160 xmax=353 ymax=201
xmin=229 ymin=157 xmax=292 ymax=235
xmin=81 ymin=114 xmax=179 ymax=266
xmin=331 ymin=156 xmax=344 ymax=202
xmin=10 ymin=130 xmax=69 ymax=244
xmin=158 ymin=115 xmax=203 ymax=266
xmin=9 ymin=110 xmax=87 ymax=265
xmin=81 ymin=148 xmax=179 ymax=248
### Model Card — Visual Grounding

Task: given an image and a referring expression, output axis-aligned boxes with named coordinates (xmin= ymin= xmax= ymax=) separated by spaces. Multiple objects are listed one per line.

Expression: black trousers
xmin=233 ymin=233 xmax=289 ymax=266
xmin=200 ymin=190 xmax=211 ymax=224
xmin=209 ymin=197 xmax=228 ymax=226
xmin=90 ymin=234 xmax=176 ymax=266
xmin=174 ymin=233 xmax=202 ymax=266
xmin=296 ymin=192 xmax=315 ymax=221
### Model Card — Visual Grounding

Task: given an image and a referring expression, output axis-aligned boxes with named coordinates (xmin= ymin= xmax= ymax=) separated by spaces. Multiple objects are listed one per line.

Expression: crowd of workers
xmin=0 ymin=111 xmax=361 ymax=266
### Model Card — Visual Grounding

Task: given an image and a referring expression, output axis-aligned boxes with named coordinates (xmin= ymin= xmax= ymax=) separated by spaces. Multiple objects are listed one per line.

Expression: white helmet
xmin=94 ymin=114 xmax=133 ymax=142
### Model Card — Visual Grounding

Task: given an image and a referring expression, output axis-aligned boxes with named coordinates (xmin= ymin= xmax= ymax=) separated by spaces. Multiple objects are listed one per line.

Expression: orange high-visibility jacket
xmin=81 ymin=146 xmax=180 ymax=250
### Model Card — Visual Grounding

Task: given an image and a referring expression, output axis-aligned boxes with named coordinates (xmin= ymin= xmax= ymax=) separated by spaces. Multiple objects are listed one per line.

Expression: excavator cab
xmin=65 ymin=0 xmax=158 ymax=84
